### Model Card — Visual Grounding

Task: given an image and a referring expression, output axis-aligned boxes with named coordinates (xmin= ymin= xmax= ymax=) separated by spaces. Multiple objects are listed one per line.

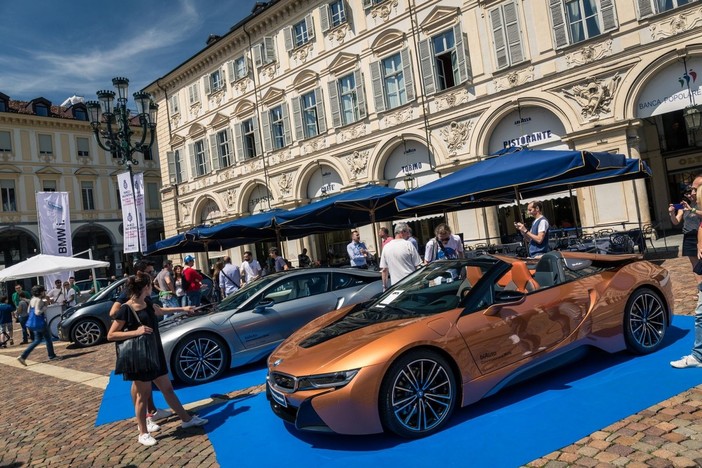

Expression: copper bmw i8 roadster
xmin=266 ymin=251 xmax=672 ymax=438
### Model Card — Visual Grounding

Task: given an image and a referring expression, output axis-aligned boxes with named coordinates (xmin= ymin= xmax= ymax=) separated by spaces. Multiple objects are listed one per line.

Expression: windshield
xmin=369 ymin=259 xmax=495 ymax=316
xmin=216 ymin=276 xmax=276 ymax=311
xmin=87 ymin=279 xmax=125 ymax=302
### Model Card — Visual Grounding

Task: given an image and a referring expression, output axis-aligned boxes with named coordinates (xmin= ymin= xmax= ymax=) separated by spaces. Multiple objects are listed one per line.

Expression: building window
xmin=191 ymin=139 xmax=209 ymax=177
xmin=293 ymin=89 xmax=327 ymax=140
xmin=210 ymin=128 xmax=233 ymax=169
xmin=187 ymin=83 xmax=200 ymax=105
xmin=1 ymin=180 xmax=16 ymax=212
xmin=169 ymin=94 xmax=180 ymax=114
xmin=229 ymin=56 xmax=248 ymax=82
xmin=362 ymin=0 xmax=387 ymax=8
xmin=253 ymin=37 xmax=277 ymax=66
xmin=0 ymin=100 xmax=6 ymax=112
xmin=339 ymin=74 xmax=359 ymax=125
xmin=77 ymin=137 xmax=90 ymax=157
xmin=167 ymin=149 xmax=185 ymax=184
xmin=43 ymin=180 xmax=57 ymax=192
xmin=489 ymin=2 xmax=525 ymax=70
xmin=35 ymin=103 xmax=49 ymax=117
xmin=205 ymin=69 xmax=225 ymax=94
xmin=38 ymin=134 xmax=53 ymax=155
xmin=142 ymin=146 xmax=154 ymax=161
xmin=81 ymin=181 xmax=95 ymax=210
xmin=242 ymin=118 xmax=258 ymax=159
xmin=73 ymin=107 xmax=88 ymax=121
xmin=270 ymin=106 xmax=286 ymax=150
xmin=418 ymin=24 xmax=472 ymax=94
xmin=146 ymin=182 xmax=160 ymax=210
xmin=638 ymin=0 xmax=690 ymax=17
xmin=550 ymin=0 xmax=617 ymax=48
xmin=0 ymin=130 xmax=11 ymax=152
xmin=321 ymin=1 xmax=348 ymax=31
xmin=284 ymin=15 xmax=315 ymax=52
xmin=370 ymin=49 xmax=416 ymax=113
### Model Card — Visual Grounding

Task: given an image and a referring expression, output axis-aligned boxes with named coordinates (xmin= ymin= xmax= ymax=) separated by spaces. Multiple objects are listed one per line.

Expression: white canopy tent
xmin=0 ymin=254 xmax=109 ymax=282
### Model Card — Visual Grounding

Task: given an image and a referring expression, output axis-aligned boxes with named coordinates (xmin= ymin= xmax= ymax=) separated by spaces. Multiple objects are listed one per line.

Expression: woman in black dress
xmin=107 ymin=273 xmax=208 ymax=447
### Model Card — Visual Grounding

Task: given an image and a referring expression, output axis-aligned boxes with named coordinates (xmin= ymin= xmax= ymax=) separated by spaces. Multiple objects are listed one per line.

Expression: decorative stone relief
xmin=303 ymin=137 xmax=327 ymax=154
xmin=435 ymin=88 xmax=472 ymax=111
xmin=242 ymin=157 xmax=264 ymax=175
xmin=328 ymin=23 xmax=349 ymax=44
xmin=268 ymin=149 xmax=293 ymax=165
xmin=0 ymin=214 xmax=21 ymax=223
xmin=340 ymin=124 xmax=367 ymax=142
xmin=208 ymin=89 xmax=226 ymax=107
xmin=440 ymin=121 xmax=473 ymax=156
xmin=234 ymin=78 xmax=250 ymax=94
xmin=170 ymin=112 xmax=181 ymax=128
xmin=371 ymin=0 xmax=398 ymax=21
xmin=0 ymin=152 xmax=14 ymax=162
xmin=291 ymin=43 xmax=314 ymax=63
xmin=564 ymin=40 xmax=613 ymax=67
xmin=383 ymin=108 xmax=414 ymax=127
xmin=189 ymin=102 xmax=202 ymax=118
xmin=224 ymin=188 xmax=237 ymax=211
xmin=77 ymin=156 xmax=90 ymax=166
xmin=278 ymin=173 xmax=293 ymax=196
xmin=346 ymin=150 xmax=370 ymax=179
xmin=40 ymin=155 xmax=54 ymax=164
xmin=494 ymin=66 xmax=535 ymax=92
xmin=261 ymin=63 xmax=279 ymax=80
xmin=181 ymin=202 xmax=191 ymax=221
xmin=650 ymin=10 xmax=702 ymax=40
xmin=562 ymin=73 xmax=621 ymax=120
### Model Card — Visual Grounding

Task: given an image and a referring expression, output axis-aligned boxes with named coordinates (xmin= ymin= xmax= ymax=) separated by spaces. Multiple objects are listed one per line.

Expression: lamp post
xmin=86 ymin=77 xmax=158 ymax=262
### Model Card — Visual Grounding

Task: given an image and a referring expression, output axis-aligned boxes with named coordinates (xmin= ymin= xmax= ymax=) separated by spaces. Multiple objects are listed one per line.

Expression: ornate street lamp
xmin=684 ymin=104 xmax=702 ymax=132
xmin=86 ymin=77 xmax=158 ymax=259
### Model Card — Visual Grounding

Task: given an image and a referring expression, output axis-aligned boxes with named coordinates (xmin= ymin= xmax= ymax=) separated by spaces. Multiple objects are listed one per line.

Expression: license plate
xmin=268 ymin=382 xmax=287 ymax=408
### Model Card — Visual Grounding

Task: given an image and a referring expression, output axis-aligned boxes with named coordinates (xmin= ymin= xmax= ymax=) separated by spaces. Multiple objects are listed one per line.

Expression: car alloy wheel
xmin=71 ymin=318 xmax=104 ymax=347
xmin=624 ymin=288 xmax=667 ymax=354
xmin=173 ymin=333 xmax=228 ymax=385
xmin=380 ymin=350 xmax=457 ymax=438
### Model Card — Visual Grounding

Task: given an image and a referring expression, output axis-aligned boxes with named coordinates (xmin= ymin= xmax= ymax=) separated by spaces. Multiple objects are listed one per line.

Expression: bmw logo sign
xmin=273 ymin=358 xmax=283 ymax=367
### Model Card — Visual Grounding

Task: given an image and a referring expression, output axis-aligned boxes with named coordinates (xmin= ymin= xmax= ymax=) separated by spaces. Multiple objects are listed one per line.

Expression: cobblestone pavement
xmin=1 ymin=252 xmax=701 ymax=467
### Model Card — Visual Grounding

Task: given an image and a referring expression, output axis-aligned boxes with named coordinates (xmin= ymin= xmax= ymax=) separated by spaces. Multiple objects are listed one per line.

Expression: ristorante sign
xmin=636 ymin=58 xmax=702 ymax=119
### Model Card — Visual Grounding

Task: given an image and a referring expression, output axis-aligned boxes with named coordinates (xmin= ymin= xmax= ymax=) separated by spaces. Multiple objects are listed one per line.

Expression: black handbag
xmin=114 ymin=306 xmax=160 ymax=375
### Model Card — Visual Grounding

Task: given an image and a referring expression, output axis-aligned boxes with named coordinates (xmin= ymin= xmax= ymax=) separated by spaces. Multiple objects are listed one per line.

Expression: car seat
xmin=533 ymin=252 xmax=564 ymax=287
xmin=504 ymin=261 xmax=539 ymax=293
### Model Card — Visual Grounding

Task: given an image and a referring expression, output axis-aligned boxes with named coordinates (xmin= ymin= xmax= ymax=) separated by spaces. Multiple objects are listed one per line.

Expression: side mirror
xmin=483 ymin=290 xmax=526 ymax=316
xmin=254 ymin=298 xmax=275 ymax=313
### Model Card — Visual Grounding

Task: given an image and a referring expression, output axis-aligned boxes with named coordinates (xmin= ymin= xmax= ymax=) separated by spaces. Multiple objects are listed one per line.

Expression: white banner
xmin=36 ymin=191 xmax=73 ymax=286
xmin=133 ymin=172 xmax=148 ymax=253
xmin=118 ymin=171 xmax=140 ymax=253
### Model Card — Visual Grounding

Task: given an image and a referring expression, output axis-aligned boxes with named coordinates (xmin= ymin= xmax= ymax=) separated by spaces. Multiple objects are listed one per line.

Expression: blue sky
xmin=0 ymin=0 xmax=260 ymax=105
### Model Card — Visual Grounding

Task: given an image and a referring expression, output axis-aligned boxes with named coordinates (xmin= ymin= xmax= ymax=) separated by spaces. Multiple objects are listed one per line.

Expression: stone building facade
xmin=145 ymin=0 xmax=702 ymax=266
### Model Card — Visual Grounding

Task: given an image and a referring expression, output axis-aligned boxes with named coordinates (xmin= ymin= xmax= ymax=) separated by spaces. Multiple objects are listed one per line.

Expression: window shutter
xmin=188 ymin=143 xmax=197 ymax=179
xmin=305 ymin=14 xmax=315 ymax=40
xmin=224 ymin=128 xmax=233 ymax=166
xmin=418 ymin=38 xmax=436 ymax=95
xmin=252 ymin=116 xmax=262 ymax=156
xmin=549 ymin=0 xmax=569 ymax=49
xmin=203 ymin=141 xmax=212 ymax=173
xmin=600 ymin=0 xmax=618 ymax=31
xmin=328 ymin=80 xmax=342 ymax=127
xmin=264 ymin=37 xmax=276 ymax=63
xmin=401 ymin=48 xmax=415 ymax=102
xmin=203 ymin=75 xmax=211 ymax=95
xmin=452 ymin=24 xmax=471 ymax=85
xmin=284 ymin=26 xmax=294 ymax=51
xmin=262 ymin=111 xmax=271 ymax=152
xmin=355 ymin=69 xmax=367 ymax=119
xmin=282 ymin=103 xmax=292 ymax=146
xmin=503 ymin=2 xmax=524 ymax=66
xmin=253 ymin=43 xmax=263 ymax=67
xmin=320 ymin=4 xmax=330 ymax=32
xmin=370 ymin=60 xmax=386 ymax=113
xmin=177 ymin=150 xmax=186 ymax=182
xmin=220 ymin=67 xmax=227 ymax=88
xmin=167 ymin=151 xmax=176 ymax=183
xmin=245 ymin=57 xmax=251 ymax=78
xmin=490 ymin=8 xmax=509 ymax=70
xmin=292 ymin=96 xmax=304 ymax=140
xmin=315 ymin=87 xmax=327 ymax=134
xmin=227 ymin=61 xmax=236 ymax=82
xmin=234 ymin=122 xmax=244 ymax=161
xmin=209 ymin=134 xmax=220 ymax=171
xmin=637 ymin=0 xmax=654 ymax=18
xmin=343 ymin=1 xmax=352 ymax=26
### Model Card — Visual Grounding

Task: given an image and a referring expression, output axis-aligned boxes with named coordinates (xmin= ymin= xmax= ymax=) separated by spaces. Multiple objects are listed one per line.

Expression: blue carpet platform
xmin=97 ymin=316 xmax=702 ymax=467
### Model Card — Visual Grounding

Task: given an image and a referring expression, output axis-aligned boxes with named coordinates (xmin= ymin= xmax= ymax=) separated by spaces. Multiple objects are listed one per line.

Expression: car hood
xmin=158 ymin=310 xmax=228 ymax=334
xmin=270 ymin=306 xmax=455 ymax=376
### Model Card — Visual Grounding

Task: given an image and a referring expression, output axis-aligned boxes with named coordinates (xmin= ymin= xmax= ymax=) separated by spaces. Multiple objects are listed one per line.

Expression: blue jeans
xmin=186 ymin=290 xmax=202 ymax=307
xmin=21 ymin=326 xmax=56 ymax=360
xmin=693 ymin=291 xmax=702 ymax=362
xmin=18 ymin=315 xmax=30 ymax=342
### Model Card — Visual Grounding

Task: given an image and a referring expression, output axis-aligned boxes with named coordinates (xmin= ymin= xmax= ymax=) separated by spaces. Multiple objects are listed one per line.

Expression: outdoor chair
xmin=642 ymin=224 xmax=656 ymax=252
xmin=608 ymin=233 xmax=634 ymax=254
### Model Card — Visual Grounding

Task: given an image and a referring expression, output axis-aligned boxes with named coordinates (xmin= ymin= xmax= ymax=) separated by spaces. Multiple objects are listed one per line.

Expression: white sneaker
xmin=670 ymin=355 xmax=702 ymax=369
xmin=138 ymin=433 xmax=157 ymax=447
xmin=146 ymin=418 xmax=161 ymax=432
xmin=181 ymin=414 xmax=208 ymax=429
xmin=149 ymin=408 xmax=173 ymax=421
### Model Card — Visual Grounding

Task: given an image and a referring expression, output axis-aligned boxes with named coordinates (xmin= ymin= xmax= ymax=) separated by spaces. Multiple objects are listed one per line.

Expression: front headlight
xmin=296 ymin=369 xmax=359 ymax=391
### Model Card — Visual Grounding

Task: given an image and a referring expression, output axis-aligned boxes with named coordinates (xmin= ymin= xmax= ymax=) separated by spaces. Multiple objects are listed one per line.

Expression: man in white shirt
xmin=240 ymin=251 xmax=262 ymax=286
xmin=219 ymin=256 xmax=241 ymax=297
xmin=424 ymin=223 xmax=464 ymax=263
xmin=47 ymin=279 xmax=64 ymax=304
xmin=380 ymin=222 xmax=422 ymax=291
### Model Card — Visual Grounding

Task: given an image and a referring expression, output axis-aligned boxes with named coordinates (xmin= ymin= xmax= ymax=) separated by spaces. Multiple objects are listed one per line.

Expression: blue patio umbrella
xmin=144 ymin=229 xmax=259 ymax=256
